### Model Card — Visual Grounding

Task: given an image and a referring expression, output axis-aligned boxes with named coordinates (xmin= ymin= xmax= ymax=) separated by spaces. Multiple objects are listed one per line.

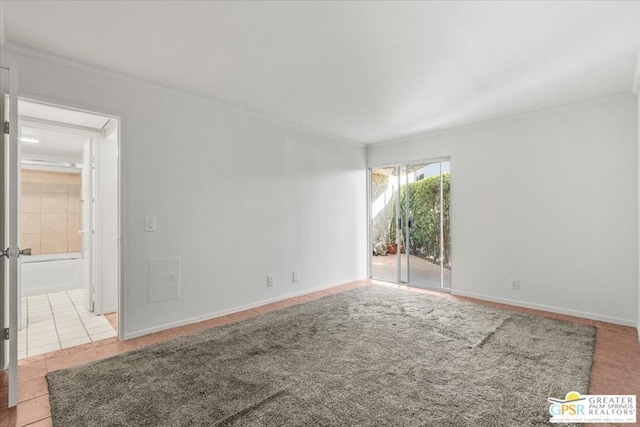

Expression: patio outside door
xmin=370 ymin=160 xmax=451 ymax=290
xmin=369 ymin=166 xmax=399 ymax=283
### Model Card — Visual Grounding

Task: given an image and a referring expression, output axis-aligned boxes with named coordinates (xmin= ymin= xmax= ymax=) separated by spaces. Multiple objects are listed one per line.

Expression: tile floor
xmin=1 ymin=279 xmax=639 ymax=427
xmin=19 ymin=289 xmax=117 ymax=359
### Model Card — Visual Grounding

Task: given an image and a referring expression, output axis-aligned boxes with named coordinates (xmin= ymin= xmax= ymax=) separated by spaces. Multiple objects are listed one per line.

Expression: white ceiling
xmin=20 ymin=125 xmax=88 ymax=163
xmin=3 ymin=1 xmax=640 ymax=144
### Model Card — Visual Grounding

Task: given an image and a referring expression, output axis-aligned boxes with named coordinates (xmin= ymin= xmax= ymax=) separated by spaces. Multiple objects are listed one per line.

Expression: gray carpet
xmin=47 ymin=284 xmax=595 ymax=426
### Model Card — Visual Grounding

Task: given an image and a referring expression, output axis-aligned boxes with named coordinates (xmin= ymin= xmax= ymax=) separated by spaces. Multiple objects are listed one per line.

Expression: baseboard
xmin=124 ymin=278 xmax=366 ymax=340
xmin=99 ymin=306 xmax=117 ymax=315
xmin=452 ymin=289 xmax=636 ymax=327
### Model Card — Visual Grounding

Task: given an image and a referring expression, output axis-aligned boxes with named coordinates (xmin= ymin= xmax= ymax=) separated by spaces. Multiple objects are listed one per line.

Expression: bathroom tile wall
xmin=21 ymin=169 xmax=83 ymax=255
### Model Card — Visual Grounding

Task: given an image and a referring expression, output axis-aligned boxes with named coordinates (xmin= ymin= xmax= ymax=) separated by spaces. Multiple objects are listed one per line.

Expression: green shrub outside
xmin=397 ymin=173 xmax=450 ymax=268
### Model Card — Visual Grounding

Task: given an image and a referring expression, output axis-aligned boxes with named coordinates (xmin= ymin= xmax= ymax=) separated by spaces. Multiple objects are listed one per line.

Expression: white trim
xmin=0 ymin=69 xmax=6 ymax=373
xmin=102 ymin=118 xmax=118 ymax=140
xmin=100 ymin=306 xmax=117 ymax=315
xmin=368 ymin=156 xmax=452 ymax=173
xmin=20 ymin=116 xmax=104 ymax=136
xmin=17 ymin=96 xmax=126 ymax=340
xmin=123 ymin=278 xmax=365 ymax=339
xmin=366 ymin=170 xmax=372 ymax=279
xmin=3 ymin=43 xmax=634 ymax=148
xmin=17 ymin=93 xmax=124 ymax=127
xmin=7 ymin=60 xmax=19 ymax=407
xmin=2 ymin=42 xmax=365 ymax=148
xmin=368 ymin=92 xmax=636 ymax=148
xmin=368 ymin=158 xmax=452 ymax=289
xmin=452 ymin=289 xmax=636 ymax=327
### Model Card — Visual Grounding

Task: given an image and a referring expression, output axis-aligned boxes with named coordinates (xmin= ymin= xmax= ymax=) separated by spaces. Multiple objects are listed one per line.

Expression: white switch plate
xmin=145 ymin=217 xmax=156 ymax=232
xmin=267 ymin=275 xmax=274 ymax=287
xmin=292 ymin=271 xmax=299 ymax=282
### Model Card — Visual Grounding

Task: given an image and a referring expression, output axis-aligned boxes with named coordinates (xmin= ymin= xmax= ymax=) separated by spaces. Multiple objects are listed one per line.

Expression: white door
xmin=1 ymin=61 xmax=22 ymax=408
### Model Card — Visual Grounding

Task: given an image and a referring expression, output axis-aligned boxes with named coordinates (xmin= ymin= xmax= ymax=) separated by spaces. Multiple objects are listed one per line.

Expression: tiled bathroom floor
xmin=19 ymin=289 xmax=117 ymax=359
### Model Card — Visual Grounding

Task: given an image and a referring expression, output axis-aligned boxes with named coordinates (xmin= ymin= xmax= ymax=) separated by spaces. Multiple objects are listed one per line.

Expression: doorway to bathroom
xmin=17 ymin=99 xmax=120 ymax=359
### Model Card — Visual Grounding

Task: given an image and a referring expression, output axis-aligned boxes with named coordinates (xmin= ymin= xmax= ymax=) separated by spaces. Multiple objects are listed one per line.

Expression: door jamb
xmin=367 ymin=157 xmax=452 ymax=292
xmin=16 ymin=95 xmax=125 ymax=340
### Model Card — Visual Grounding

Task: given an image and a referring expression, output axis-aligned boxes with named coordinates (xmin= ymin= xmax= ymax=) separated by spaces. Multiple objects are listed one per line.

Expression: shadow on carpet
xmin=47 ymin=284 xmax=595 ymax=426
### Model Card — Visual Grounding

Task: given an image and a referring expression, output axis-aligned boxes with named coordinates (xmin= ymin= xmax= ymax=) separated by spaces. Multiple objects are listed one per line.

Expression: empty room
xmin=1 ymin=1 xmax=639 ymax=426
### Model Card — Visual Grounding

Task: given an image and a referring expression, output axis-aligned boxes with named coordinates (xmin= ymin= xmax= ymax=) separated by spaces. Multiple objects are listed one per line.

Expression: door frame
xmin=368 ymin=156 xmax=452 ymax=292
xmin=16 ymin=94 xmax=125 ymax=341
xmin=1 ymin=61 xmax=20 ymax=407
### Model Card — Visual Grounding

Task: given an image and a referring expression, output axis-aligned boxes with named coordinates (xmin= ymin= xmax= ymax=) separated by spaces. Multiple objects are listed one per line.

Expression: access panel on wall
xmin=370 ymin=160 xmax=450 ymax=290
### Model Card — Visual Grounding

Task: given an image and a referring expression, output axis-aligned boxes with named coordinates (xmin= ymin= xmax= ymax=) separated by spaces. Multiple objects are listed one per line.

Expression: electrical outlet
xmin=509 ymin=278 xmax=520 ymax=290
xmin=292 ymin=271 xmax=299 ymax=282
xmin=267 ymin=275 xmax=274 ymax=287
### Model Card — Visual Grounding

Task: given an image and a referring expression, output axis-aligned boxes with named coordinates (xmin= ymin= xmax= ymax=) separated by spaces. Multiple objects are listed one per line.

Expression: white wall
xmin=1 ymin=48 xmax=368 ymax=338
xmin=369 ymin=94 xmax=639 ymax=326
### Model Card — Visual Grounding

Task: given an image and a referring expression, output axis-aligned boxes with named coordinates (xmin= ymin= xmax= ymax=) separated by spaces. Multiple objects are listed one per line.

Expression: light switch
xmin=145 ymin=217 xmax=156 ymax=232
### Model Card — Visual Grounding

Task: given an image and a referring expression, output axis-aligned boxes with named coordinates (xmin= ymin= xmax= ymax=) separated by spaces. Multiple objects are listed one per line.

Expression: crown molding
xmin=368 ymin=92 xmax=636 ymax=148
xmin=0 ymin=42 xmax=365 ymax=148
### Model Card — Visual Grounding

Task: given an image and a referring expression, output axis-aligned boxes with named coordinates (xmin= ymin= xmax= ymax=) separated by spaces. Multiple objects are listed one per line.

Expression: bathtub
xmin=21 ymin=253 xmax=86 ymax=296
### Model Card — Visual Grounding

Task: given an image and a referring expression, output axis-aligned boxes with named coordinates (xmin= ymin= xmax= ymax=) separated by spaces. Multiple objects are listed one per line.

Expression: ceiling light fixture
xmin=20 ymin=136 xmax=40 ymax=144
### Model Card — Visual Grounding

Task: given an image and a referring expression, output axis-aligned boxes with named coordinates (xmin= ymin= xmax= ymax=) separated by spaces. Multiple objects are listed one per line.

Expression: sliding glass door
xmin=404 ymin=162 xmax=451 ymax=289
xmin=370 ymin=160 xmax=451 ymax=290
